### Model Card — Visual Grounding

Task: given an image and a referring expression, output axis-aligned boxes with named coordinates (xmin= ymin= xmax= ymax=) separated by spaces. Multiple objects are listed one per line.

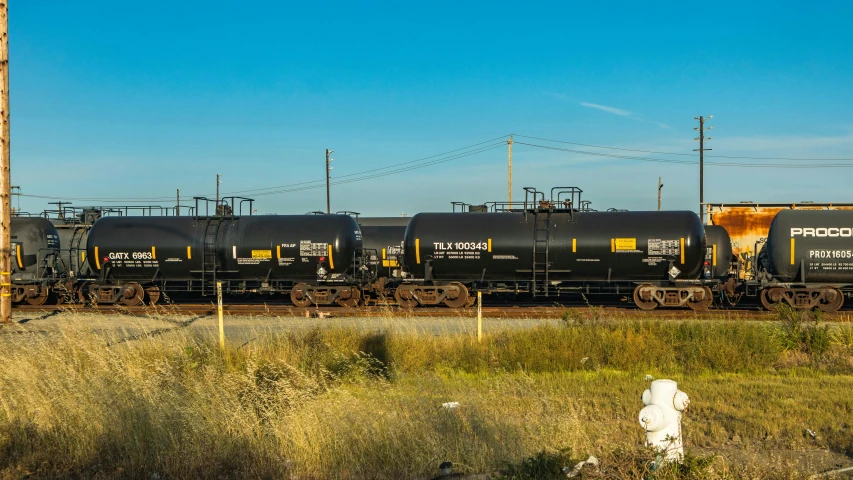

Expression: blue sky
xmin=12 ymin=1 xmax=853 ymax=216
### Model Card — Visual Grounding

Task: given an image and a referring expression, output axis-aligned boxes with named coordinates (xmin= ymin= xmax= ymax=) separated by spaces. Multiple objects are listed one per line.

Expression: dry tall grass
xmin=0 ymin=312 xmax=851 ymax=479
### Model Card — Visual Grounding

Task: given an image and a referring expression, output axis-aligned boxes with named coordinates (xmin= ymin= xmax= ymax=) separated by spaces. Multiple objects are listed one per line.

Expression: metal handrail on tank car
xmin=553 ymin=187 xmax=583 ymax=210
xmin=521 ymin=186 xmax=584 ymax=221
xmin=451 ymin=187 xmax=585 ymax=216
xmin=193 ymin=196 xmax=254 ymax=217
xmin=39 ymin=205 xmax=184 ymax=224
xmin=336 ymin=211 xmax=361 ymax=218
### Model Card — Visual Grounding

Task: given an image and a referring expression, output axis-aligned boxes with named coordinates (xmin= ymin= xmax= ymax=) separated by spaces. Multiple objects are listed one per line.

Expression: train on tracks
xmin=10 ymin=187 xmax=853 ymax=312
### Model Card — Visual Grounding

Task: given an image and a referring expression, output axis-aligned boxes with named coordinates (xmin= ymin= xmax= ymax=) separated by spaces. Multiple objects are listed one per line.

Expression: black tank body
xmin=358 ymin=217 xmax=410 ymax=278
xmin=11 ymin=217 xmax=61 ymax=281
xmin=764 ymin=210 xmax=853 ymax=283
xmin=704 ymin=225 xmax=733 ymax=280
xmin=403 ymin=211 xmax=704 ymax=282
xmin=86 ymin=215 xmax=361 ymax=282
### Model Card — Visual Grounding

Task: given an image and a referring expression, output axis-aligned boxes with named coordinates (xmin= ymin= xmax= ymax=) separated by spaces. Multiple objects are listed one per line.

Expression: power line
xmin=247 ymin=143 xmax=505 ymax=197
xmin=513 ymin=142 xmax=853 ymax=168
xmin=20 ymin=137 xmax=509 ymax=202
xmin=222 ymin=135 xmax=509 ymax=196
xmin=514 ymin=134 xmax=853 ymax=161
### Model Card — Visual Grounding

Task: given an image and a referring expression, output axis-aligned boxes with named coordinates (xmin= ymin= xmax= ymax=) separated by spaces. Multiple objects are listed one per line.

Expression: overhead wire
xmin=19 ymin=136 xmax=509 ymax=202
xmin=514 ymin=134 xmax=853 ymax=161
xmin=514 ymin=142 xmax=853 ymax=168
xmin=20 ymin=132 xmax=853 ymax=204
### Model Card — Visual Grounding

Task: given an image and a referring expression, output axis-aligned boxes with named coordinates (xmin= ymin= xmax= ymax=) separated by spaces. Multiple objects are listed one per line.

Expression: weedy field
xmin=0 ymin=305 xmax=852 ymax=479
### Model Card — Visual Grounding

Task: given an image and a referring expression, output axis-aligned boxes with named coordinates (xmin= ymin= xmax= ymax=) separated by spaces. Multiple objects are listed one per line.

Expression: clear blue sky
xmin=12 ymin=1 xmax=853 ymax=215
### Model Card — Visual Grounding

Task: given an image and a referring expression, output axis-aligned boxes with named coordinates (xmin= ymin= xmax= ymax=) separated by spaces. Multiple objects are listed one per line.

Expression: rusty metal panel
xmin=707 ymin=203 xmax=853 ymax=259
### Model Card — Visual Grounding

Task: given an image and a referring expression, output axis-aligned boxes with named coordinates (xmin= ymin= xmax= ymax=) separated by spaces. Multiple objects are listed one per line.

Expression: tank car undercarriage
xmin=758 ymin=285 xmax=846 ymax=312
xmin=390 ymin=279 xmax=718 ymax=310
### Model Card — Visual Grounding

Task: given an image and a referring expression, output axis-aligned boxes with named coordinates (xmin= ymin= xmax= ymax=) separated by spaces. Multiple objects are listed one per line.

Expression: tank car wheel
xmin=394 ymin=285 xmax=418 ymax=308
xmin=120 ymin=282 xmax=145 ymax=306
xmin=443 ymin=282 xmax=469 ymax=308
xmin=817 ymin=287 xmax=844 ymax=312
xmin=335 ymin=287 xmax=361 ymax=308
xmin=633 ymin=285 xmax=658 ymax=311
xmin=24 ymin=288 xmax=49 ymax=306
xmin=465 ymin=296 xmax=478 ymax=308
xmin=145 ymin=286 xmax=161 ymax=305
xmin=77 ymin=282 xmax=97 ymax=305
xmin=687 ymin=287 xmax=714 ymax=311
xmin=290 ymin=283 xmax=313 ymax=307
xmin=760 ymin=288 xmax=778 ymax=311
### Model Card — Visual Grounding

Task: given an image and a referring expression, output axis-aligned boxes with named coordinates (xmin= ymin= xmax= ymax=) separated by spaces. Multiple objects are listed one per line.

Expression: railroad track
xmin=10 ymin=302 xmax=821 ymax=319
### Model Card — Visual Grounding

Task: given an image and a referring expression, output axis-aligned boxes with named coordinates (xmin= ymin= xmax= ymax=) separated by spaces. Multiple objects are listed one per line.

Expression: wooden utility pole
xmin=657 ymin=177 xmax=662 ymax=211
xmin=325 ymin=149 xmax=333 ymax=214
xmin=215 ymin=174 xmax=221 ymax=214
xmin=0 ymin=1 xmax=10 ymax=324
xmin=176 ymin=188 xmax=180 ymax=216
xmin=693 ymin=116 xmax=713 ymax=222
xmin=507 ymin=136 xmax=513 ymax=205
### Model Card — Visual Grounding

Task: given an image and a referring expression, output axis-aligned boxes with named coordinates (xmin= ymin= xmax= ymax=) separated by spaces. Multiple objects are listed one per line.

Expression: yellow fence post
xmin=217 ymin=281 xmax=225 ymax=350
xmin=477 ymin=291 xmax=482 ymax=342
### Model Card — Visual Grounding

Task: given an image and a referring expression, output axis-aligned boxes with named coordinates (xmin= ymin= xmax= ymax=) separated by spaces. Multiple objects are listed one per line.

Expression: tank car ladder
xmin=201 ymin=218 xmax=223 ymax=296
xmin=532 ymin=210 xmax=551 ymax=297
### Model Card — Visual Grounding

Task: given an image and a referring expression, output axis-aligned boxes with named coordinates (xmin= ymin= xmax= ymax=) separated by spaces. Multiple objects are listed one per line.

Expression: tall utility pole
xmin=507 ymin=135 xmax=513 ymax=205
xmin=176 ymin=188 xmax=180 ymax=216
xmin=0 ymin=2 xmax=10 ymax=324
xmin=657 ymin=177 xmax=663 ymax=211
xmin=215 ymin=174 xmax=221 ymax=212
xmin=693 ymin=116 xmax=713 ymax=222
xmin=325 ymin=149 xmax=333 ymax=214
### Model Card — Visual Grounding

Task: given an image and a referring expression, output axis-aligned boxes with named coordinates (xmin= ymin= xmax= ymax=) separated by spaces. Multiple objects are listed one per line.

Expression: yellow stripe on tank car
xmin=712 ymin=244 xmax=717 ymax=267
xmin=151 ymin=246 xmax=156 ymax=259
xmin=276 ymin=245 xmax=280 ymax=259
xmin=572 ymin=238 xmax=576 ymax=253
xmin=416 ymin=238 xmax=421 ymax=264
xmin=382 ymin=248 xmax=387 ymax=260
xmin=488 ymin=238 xmax=492 ymax=252
xmin=680 ymin=238 xmax=685 ymax=264
xmin=187 ymin=246 xmax=192 ymax=260
xmin=327 ymin=244 xmax=334 ymax=270
xmin=610 ymin=238 xmax=615 ymax=253
xmin=81 ymin=251 xmax=86 ymax=264
xmin=95 ymin=246 xmax=100 ymax=269
xmin=15 ymin=245 xmax=22 ymax=269
xmin=791 ymin=238 xmax=796 ymax=265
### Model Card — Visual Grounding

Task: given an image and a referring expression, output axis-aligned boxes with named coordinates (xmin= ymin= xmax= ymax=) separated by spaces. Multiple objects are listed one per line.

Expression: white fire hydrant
xmin=639 ymin=379 xmax=689 ymax=463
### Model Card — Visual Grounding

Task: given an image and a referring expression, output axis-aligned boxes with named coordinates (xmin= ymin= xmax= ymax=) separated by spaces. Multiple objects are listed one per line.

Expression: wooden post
xmin=477 ymin=291 xmax=482 ymax=342
xmin=0 ymin=2 xmax=10 ymax=324
xmin=216 ymin=281 xmax=224 ymax=349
